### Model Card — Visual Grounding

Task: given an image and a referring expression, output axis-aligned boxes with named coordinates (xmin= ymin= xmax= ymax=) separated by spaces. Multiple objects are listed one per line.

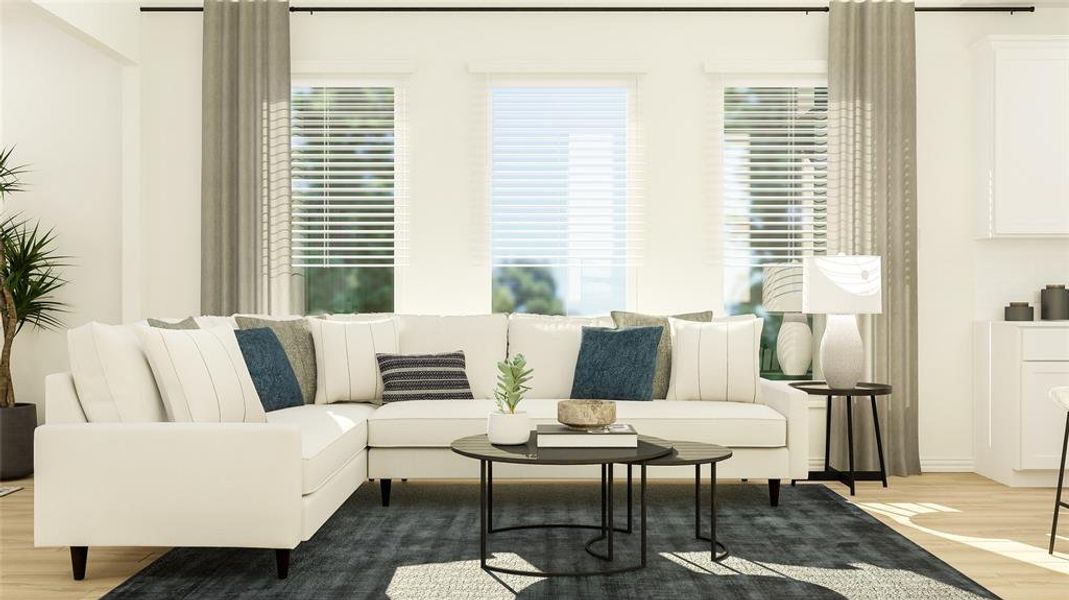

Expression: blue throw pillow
xmin=570 ymin=326 xmax=663 ymax=401
xmin=234 ymin=328 xmax=303 ymax=412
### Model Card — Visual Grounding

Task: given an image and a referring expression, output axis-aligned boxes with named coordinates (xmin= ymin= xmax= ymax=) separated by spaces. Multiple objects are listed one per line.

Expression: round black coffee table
xmin=789 ymin=381 xmax=893 ymax=495
xmin=451 ymin=433 xmax=673 ymax=577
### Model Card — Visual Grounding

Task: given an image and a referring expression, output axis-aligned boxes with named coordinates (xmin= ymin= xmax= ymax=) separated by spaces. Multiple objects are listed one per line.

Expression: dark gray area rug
xmin=103 ymin=481 xmax=998 ymax=599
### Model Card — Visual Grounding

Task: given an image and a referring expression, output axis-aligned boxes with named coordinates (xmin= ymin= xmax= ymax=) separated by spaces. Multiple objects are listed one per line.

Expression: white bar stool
xmin=1050 ymin=386 xmax=1069 ymax=555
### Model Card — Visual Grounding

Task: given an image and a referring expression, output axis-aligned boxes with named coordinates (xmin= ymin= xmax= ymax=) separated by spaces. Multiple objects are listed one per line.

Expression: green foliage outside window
xmin=491 ymin=265 xmax=565 ymax=316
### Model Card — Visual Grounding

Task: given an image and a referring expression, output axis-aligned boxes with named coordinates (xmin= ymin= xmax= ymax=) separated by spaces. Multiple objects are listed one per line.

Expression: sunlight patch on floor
xmin=385 ymin=553 xmax=542 ymax=600
xmin=661 ymin=553 xmax=989 ymax=599
xmin=854 ymin=501 xmax=1069 ymax=576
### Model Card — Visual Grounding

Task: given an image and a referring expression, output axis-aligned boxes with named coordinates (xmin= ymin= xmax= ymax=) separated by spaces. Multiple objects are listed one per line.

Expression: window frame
xmin=289 ymin=75 xmax=408 ymax=314
xmin=483 ymin=75 xmax=642 ymax=316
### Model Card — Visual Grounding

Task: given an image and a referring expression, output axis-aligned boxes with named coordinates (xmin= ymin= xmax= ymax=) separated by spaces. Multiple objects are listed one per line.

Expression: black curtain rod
xmin=140 ymin=5 xmax=1036 ymax=14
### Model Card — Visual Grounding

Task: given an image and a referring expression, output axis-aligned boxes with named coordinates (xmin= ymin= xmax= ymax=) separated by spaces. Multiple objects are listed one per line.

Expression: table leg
xmin=480 ymin=460 xmax=487 ymax=569
xmin=711 ymin=462 xmax=718 ymax=562
xmin=694 ymin=464 xmax=701 ymax=539
xmin=608 ymin=463 xmax=614 ymax=561
xmin=871 ymin=395 xmax=888 ymax=488
xmin=600 ymin=464 xmax=607 ymax=535
xmin=824 ymin=395 xmax=832 ymax=471
xmin=846 ymin=396 xmax=856 ymax=496
xmin=487 ymin=461 xmax=494 ymax=532
xmin=626 ymin=464 xmax=633 ymax=534
xmin=641 ymin=464 xmax=647 ymax=568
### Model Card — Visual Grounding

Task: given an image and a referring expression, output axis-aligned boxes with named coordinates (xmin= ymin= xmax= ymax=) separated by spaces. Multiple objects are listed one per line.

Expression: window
xmin=720 ymin=84 xmax=828 ymax=369
xmin=290 ymin=85 xmax=399 ymax=314
xmin=489 ymin=84 xmax=635 ymax=316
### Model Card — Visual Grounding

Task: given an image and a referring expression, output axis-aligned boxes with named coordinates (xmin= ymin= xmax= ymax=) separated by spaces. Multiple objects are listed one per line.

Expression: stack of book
xmin=535 ymin=423 xmax=638 ymax=448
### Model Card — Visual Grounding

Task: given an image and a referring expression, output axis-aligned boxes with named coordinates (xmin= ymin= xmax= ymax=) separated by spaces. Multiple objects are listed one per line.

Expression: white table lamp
xmin=802 ymin=255 xmax=882 ymax=389
xmin=763 ymin=265 xmax=811 ymax=376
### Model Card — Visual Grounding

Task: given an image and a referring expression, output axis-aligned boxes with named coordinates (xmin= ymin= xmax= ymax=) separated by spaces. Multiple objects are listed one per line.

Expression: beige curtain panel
xmin=201 ymin=0 xmax=292 ymax=316
xmin=827 ymin=0 xmax=921 ymax=476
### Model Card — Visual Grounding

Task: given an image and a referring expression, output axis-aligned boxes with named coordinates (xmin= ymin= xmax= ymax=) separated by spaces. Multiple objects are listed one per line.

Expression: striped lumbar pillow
xmin=375 ymin=351 xmax=475 ymax=403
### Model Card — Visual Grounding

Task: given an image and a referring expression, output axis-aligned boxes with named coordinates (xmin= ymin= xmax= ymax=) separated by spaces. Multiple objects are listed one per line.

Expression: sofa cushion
xmin=505 ymin=314 xmax=613 ymax=399
xmin=571 ymin=326 xmax=663 ymax=401
xmin=367 ymin=398 xmax=785 ymax=448
xmin=234 ymin=328 xmax=303 ymax=412
xmin=137 ymin=326 xmax=266 ymax=423
xmin=308 ymin=318 xmax=398 ymax=404
xmin=667 ymin=315 xmax=763 ymax=403
xmin=266 ymin=403 xmax=376 ymax=494
xmin=610 ymin=310 xmax=713 ymax=399
xmin=67 ymin=322 xmax=166 ymax=423
xmin=395 ymin=314 xmax=508 ymax=399
xmin=235 ymin=316 xmax=317 ymax=405
xmin=377 ymin=351 xmax=475 ymax=402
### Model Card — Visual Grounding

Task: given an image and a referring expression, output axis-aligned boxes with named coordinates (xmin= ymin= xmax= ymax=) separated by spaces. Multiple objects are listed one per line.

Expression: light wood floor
xmin=2 ymin=473 xmax=1067 ymax=599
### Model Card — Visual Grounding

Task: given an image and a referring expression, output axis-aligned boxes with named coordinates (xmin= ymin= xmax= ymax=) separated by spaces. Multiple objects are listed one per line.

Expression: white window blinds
xmin=722 ymin=85 xmax=828 ymax=267
xmin=489 ymin=86 xmax=637 ymax=269
xmin=291 ymin=86 xmax=399 ymax=268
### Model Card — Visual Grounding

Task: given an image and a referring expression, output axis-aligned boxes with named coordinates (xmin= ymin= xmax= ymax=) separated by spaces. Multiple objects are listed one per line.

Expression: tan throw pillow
xmin=147 ymin=317 xmax=199 ymax=330
xmin=610 ymin=310 xmax=713 ymax=399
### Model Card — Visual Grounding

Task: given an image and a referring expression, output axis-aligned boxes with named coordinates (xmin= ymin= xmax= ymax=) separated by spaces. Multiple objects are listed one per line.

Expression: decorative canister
xmin=1004 ymin=302 xmax=1034 ymax=322
xmin=1040 ymin=285 xmax=1069 ymax=321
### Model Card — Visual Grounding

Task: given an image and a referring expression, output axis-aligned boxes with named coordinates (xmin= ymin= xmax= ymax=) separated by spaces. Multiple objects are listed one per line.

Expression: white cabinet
xmin=974 ymin=321 xmax=1069 ymax=486
xmin=974 ymin=36 xmax=1069 ymax=239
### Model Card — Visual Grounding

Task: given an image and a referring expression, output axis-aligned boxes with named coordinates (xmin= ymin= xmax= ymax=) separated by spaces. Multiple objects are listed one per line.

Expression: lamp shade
xmin=802 ymin=255 xmax=882 ymax=315
xmin=762 ymin=265 xmax=803 ymax=313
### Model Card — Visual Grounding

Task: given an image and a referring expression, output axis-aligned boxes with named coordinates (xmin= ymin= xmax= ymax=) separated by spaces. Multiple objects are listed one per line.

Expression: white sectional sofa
xmin=35 ymin=313 xmax=809 ymax=580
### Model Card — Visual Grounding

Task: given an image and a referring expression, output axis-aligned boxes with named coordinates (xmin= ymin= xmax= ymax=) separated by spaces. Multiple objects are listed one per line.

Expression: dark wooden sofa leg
xmin=70 ymin=546 xmax=88 ymax=580
xmin=275 ymin=549 xmax=290 ymax=579
xmin=380 ymin=478 xmax=392 ymax=507
xmin=768 ymin=479 xmax=781 ymax=507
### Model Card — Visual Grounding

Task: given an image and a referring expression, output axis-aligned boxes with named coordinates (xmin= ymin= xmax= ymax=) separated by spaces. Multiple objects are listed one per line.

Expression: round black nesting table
xmin=789 ymin=381 xmax=893 ymax=496
xmin=451 ymin=433 xmax=673 ymax=577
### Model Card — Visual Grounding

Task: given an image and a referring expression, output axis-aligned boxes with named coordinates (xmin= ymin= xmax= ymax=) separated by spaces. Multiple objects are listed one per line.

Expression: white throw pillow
xmin=67 ymin=322 xmax=166 ymax=423
xmin=505 ymin=313 xmax=613 ymax=399
xmin=666 ymin=315 xmax=763 ymax=403
xmin=308 ymin=318 xmax=399 ymax=404
xmin=136 ymin=326 xmax=266 ymax=423
xmin=395 ymin=314 xmax=509 ymax=399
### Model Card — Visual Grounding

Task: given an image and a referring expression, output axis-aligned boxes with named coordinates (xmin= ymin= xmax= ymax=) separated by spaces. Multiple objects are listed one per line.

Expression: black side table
xmin=789 ymin=381 xmax=893 ymax=496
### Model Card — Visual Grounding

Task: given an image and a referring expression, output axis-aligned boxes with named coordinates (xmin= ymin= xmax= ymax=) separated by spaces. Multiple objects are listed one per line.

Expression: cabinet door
xmin=993 ymin=43 xmax=1069 ymax=236
xmin=1020 ymin=362 xmax=1069 ymax=469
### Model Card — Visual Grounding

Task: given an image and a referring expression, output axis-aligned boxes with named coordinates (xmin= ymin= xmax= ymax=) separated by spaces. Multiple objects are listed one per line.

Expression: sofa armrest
xmin=760 ymin=379 xmax=810 ymax=480
xmin=34 ymin=423 xmax=303 ymax=549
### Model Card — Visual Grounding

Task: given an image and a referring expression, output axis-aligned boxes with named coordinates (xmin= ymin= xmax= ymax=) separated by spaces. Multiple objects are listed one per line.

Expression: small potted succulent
xmin=487 ymin=354 xmax=533 ymax=445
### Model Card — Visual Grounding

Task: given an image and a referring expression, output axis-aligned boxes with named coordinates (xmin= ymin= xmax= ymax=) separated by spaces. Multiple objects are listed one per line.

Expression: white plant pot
xmin=487 ymin=411 xmax=531 ymax=445
xmin=777 ymin=314 xmax=812 ymax=376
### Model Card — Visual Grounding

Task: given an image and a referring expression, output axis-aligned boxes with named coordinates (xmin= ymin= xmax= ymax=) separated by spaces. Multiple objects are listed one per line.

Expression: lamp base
xmin=820 ymin=314 xmax=864 ymax=389
xmin=777 ymin=314 xmax=812 ymax=376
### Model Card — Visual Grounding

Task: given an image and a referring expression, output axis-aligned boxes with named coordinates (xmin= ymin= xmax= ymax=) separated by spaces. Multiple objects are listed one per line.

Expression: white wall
xmin=1 ymin=1 xmax=129 ymax=418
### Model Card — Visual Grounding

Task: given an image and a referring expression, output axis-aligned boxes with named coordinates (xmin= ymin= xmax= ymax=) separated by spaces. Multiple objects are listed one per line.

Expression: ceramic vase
xmin=777 ymin=314 xmax=812 ymax=376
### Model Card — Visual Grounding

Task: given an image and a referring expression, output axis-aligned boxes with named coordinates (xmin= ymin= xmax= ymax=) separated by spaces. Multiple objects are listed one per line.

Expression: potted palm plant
xmin=487 ymin=354 xmax=533 ymax=445
xmin=0 ymin=148 xmax=68 ymax=480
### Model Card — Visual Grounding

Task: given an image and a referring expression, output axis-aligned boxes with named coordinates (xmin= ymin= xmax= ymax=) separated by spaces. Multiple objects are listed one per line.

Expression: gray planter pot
xmin=0 ymin=403 xmax=38 ymax=480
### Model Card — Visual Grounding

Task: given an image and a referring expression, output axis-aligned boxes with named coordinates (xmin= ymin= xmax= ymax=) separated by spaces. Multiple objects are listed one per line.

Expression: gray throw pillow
xmin=234 ymin=316 xmax=317 ymax=405
xmin=147 ymin=317 xmax=199 ymax=330
xmin=610 ymin=310 xmax=714 ymax=399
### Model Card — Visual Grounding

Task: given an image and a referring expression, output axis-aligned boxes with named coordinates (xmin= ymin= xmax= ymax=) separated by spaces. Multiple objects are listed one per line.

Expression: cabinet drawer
xmin=1022 ymin=329 xmax=1069 ymax=361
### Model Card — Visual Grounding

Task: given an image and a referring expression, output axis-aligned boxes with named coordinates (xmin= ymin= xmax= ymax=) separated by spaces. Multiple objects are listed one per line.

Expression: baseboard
xmin=806 ymin=457 xmax=975 ymax=473
xmin=920 ymin=458 xmax=974 ymax=473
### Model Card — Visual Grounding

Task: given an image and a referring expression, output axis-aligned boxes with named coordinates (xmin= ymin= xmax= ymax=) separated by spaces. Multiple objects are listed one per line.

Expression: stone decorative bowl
xmin=557 ymin=399 xmax=616 ymax=430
